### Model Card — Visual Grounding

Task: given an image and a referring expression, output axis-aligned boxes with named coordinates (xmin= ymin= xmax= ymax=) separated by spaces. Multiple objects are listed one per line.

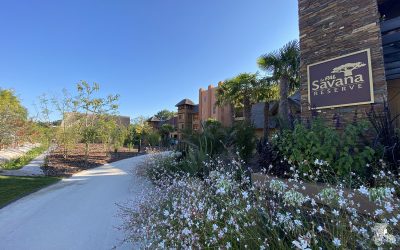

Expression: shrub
xmin=184 ymin=119 xmax=228 ymax=157
xmin=367 ymin=102 xmax=400 ymax=171
xmin=229 ymin=121 xmax=257 ymax=163
xmin=123 ymin=156 xmax=400 ymax=249
xmin=141 ymin=152 xmax=202 ymax=181
xmin=272 ymin=119 xmax=375 ymax=187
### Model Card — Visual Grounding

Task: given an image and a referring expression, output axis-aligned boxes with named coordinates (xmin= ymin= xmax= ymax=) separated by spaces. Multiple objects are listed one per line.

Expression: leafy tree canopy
xmin=0 ymin=89 xmax=28 ymax=119
xmin=155 ymin=109 xmax=176 ymax=121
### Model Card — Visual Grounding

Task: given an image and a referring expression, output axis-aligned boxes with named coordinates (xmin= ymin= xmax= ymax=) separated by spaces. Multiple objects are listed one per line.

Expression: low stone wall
xmin=0 ymin=143 xmax=41 ymax=164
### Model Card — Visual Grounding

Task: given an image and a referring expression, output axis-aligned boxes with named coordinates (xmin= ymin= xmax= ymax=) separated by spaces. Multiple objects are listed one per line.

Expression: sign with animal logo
xmin=307 ymin=49 xmax=374 ymax=109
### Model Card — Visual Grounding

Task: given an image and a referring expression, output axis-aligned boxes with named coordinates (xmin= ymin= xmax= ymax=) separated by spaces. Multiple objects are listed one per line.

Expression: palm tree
xmin=216 ymin=83 xmax=236 ymax=125
xmin=216 ymin=73 xmax=259 ymax=123
xmin=257 ymin=40 xmax=300 ymax=125
xmin=255 ymin=77 xmax=279 ymax=139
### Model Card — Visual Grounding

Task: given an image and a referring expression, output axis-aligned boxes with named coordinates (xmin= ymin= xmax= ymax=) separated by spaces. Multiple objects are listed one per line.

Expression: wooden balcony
xmin=381 ymin=16 xmax=400 ymax=80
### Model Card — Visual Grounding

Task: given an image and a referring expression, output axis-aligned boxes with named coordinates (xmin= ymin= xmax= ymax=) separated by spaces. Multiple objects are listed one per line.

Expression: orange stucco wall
xmin=199 ymin=83 xmax=232 ymax=127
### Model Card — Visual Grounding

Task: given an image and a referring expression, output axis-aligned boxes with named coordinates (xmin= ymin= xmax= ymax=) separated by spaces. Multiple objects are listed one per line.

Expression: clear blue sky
xmin=0 ymin=0 xmax=299 ymax=120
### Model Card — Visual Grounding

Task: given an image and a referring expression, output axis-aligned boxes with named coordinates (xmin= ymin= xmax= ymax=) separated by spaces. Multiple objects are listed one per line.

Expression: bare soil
xmin=43 ymin=143 xmax=143 ymax=176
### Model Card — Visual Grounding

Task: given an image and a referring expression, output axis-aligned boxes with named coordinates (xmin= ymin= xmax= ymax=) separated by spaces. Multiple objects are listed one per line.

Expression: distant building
xmin=199 ymin=83 xmax=233 ymax=127
xmin=251 ymin=91 xmax=301 ymax=137
xmin=176 ymin=98 xmax=199 ymax=139
xmin=146 ymin=115 xmax=179 ymax=139
xmin=146 ymin=116 xmax=161 ymax=130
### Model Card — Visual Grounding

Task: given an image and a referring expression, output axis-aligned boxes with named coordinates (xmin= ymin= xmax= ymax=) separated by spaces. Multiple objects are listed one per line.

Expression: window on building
xmin=213 ymin=105 xmax=216 ymax=114
xmin=180 ymin=124 xmax=184 ymax=129
xmin=193 ymin=124 xmax=199 ymax=130
xmin=178 ymin=114 xmax=182 ymax=120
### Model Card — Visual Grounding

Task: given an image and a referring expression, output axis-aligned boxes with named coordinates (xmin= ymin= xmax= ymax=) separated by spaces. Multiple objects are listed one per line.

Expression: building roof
xmin=175 ymin=98 xmax=195 ymax=107
xmin=147 ymin=116 xmax=161 ymax=122
xmin=160 ymin=116 xmax=178 ymax=127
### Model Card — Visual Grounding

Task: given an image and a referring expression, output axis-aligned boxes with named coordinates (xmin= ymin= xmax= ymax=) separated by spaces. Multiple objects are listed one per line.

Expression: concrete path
xmin=0 ymin=154 xmax=153 ymax=250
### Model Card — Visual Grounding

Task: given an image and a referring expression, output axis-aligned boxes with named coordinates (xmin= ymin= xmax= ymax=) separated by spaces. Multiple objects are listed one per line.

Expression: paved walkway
xmin=0 ymin=154 xmax=153 ymax=250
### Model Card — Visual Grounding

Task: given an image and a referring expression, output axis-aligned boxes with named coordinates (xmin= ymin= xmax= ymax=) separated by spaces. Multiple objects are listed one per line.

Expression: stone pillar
xmin=299 ymin=0 xmax=387 ymax=126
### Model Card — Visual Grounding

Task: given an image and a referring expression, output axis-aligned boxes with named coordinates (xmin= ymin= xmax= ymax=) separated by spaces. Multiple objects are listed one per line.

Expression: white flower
xmin=163 ymin=210 xmax=169 ymax=217
xmin=374 ymin=209 xmax=384 ymax=216
xmin=246 ymin=204 xmax=251 ymax=211
xmin=385 ymin=202 xmax=394 ymax=213
xmin=332 ymin=238 xmax=341 ymax=247
xmin=212 ymin=224 xmax=218 ymax=231
xmin=283 ymin=190 xmax=307 ymax=206
xmin=242 ymin=191 xmax=248 ymax=199
xmin=294 ymin=220 xmax=302 ymax=227
xmin=332 ymin=209 xmax=339 ymax=216
xmin=317 ymin=225 xmax=323 ymax=232
xmin=269 ymin=180 xmax=288 ymax=193
xmin=372 ymin=223 xmax=396 ymax=246
xmin=207 ymin=210 xmax=214 ymax=221
xmin=182 ymin=227 xmax=191 ymax=235
xmin=390 ymin=217 xmax=398 ymax=225
xmin=311 ymin=198 xmax=317 ymax=206
xmin=358 ymin=185 xmax=369 ymax=196
xmin=226 ymin=242 xmax=232 ymax=249
xmin=216 ymin=187 xmax=226 ymax=195
xmin=292 ymin=236 xmax=311 ymax=250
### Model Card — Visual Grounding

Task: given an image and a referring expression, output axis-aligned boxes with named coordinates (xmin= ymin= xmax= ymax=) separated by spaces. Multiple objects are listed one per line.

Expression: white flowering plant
xmin=123 ymin=155 xmax=400 ymax=249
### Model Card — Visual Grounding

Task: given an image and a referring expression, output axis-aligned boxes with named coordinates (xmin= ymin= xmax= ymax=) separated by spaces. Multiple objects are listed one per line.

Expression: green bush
xmin=184 ymin=119 xmax=228 ymax=157
xmin=144 ymin=152 xmax=202 ymax=181
xmin=229 ymin=121 xmax=257 ymax=163
xmin=273 ymin=119 xmax=375 ymax=186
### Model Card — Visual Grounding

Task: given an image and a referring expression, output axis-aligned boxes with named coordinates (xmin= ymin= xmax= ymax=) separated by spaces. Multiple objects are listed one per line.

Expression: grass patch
xmin=0 ymin=145 xmax=48 ymax=170
xmin=0 ymin=175 xmax=60 ymax=208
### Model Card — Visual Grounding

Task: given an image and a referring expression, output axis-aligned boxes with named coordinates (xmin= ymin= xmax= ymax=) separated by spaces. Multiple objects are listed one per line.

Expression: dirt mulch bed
xmin=43 ymin=143 xmax=144 ymax=177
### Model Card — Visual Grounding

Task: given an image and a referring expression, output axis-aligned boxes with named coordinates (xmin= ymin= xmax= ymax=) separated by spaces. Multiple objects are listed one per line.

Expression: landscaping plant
xmin=272 ymin=118 xmax=375 ymax=187
xmin=368 ymin=102 xmax=400 ymax=172
xmin=123 ymin=154 xmax=400 ymax=249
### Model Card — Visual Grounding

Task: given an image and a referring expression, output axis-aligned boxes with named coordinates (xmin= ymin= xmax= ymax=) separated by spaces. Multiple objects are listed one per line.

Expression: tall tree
xmin=159 ymin=124 xmax=174 ymax=146
xmin=52 ymin=89 xmax=78 ymax=159
xmin=0 ymin=89 xmax=28 ymax=148
xmin=216 ymin=73 xmax=259 ymax=123
xmin=0 ymin=89 xmax=28 ymax=119
xmin=129 ymin=116 xmax=152 ymax=152
xmin=257 ymin=40 xmax=300 ymax=125
xmin=75 ymin=81 xmax=119 ymax=164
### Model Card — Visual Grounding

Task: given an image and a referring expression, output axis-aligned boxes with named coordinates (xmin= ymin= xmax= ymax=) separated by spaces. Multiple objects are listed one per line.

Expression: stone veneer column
xmin=299 ymin=0 xmax=387 ymax=125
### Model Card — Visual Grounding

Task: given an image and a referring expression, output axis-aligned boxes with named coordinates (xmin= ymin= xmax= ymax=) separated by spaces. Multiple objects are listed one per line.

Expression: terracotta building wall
xmin=299 ymin=0 xmax=387 ymax=125
xmin=199 ymin=83 xmax=232 ymax=127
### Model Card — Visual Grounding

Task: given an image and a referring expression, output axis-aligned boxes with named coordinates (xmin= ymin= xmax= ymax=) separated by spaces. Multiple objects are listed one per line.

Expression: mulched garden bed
xmin=43 ymin=143 xmax=144 ymax=176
